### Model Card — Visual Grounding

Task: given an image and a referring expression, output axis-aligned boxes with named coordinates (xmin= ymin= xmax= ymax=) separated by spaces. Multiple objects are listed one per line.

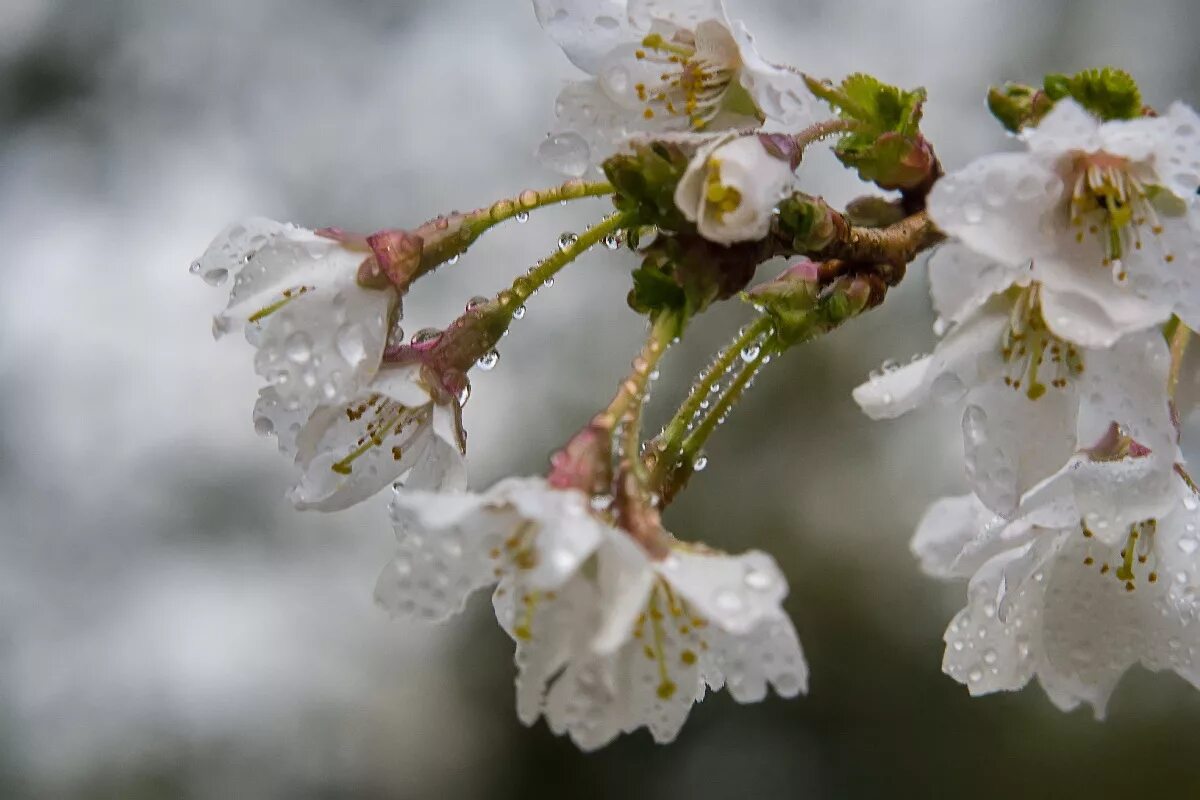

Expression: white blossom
xmin=674 ymin=133 xmax=796 ymax=244
xmin=375 ymin=477 xmax=807 ymax=749
xmin=253 ymin=363 xmax=466 ymax=512
xmin=194 ymin=217 xmax=396 ymax=411
xmin=914 ymin=454 xmax=1200 ymax=717
xmin=854 ymin=243 xmax=1177 ymax=517
xmin=929 ymin=98 xmax=1200 ymax=348
xmin=532 ymin=0 xmax=813 ymax=173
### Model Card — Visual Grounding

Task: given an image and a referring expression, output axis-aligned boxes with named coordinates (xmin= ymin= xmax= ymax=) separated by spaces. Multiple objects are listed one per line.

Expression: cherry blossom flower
xmin=674 ymin=133 xmax=797 ymax=244
xmin=194 ymin=218 xmax=397 ymax=410
xmin=913 ymin=452 xmax=1200 ymax=717
xmin=533 ymin=0 xmax=813 ymax=173
xmin=253 ymin=363 xmax=466 ymax=512
xmin=854 ymin=243 xmax=1177 ymax=516
xmin=374 ymin=476 xmax=807 ymax=749
xmin=929 ymin=98 xmax=1200 ymax=347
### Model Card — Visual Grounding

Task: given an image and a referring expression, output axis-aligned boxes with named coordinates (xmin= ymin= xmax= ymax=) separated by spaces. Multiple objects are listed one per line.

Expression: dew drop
xmin=476 ymin=350 xmax=500 ymax=371
xmin=411 ymin=327 xmax=441 ymax=345
xmin=693 ymin=453 xmax=708 ymax=471
xmin=516 ymin=211 xmax=530 ymax=224
xmin=962 ymin=203 xmax=984 ymax=224
xmin=603 ymin=233 xmax=622 ymax=250
xmin=202 ymin=268 xmax=229 ymax=286
xmin=743 ymin=568 xmax=773 ymax=592
xmin=335 ymin=323 xmax=367 ymax=365
xmin=447 ymin=254 xmax=460 ymax=265
xmin=536 ymin=132 xmax=591 ymax=178
xmin=285 ymin=331 xmax=313 ymax=363
xmin=740 ymin=343 xmax=760 ymax=363
xmin=714 ymin=589 xmax=744 ymax=613
xmin=558 ymin=232 xmax=579 ymax=252
xmin=512 ymin=304 xmax=527 ymax=320
xmin=254 ymin=416 xmax=274 ymax=436
xmin=968 ymin=667 xmax=983 ymax=683
xmin=189 ymin=260 xmax=201 ymax=275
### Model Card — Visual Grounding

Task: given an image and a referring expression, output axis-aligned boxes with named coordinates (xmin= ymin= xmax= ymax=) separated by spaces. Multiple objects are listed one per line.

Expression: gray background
xmin=2 ymin=0 xmax=1199 ymax=797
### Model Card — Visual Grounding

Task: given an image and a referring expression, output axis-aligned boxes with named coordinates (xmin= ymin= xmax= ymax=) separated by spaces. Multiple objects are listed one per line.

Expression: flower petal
xmin=533 ymin=0 xmax=638 ymax=74
xmin=1151 ymin=101 xmax=1200 ymax=199
xmin=251 ymin=387 xmax=310 ymax=458
xmin=1022 ymin=98 xmax=1101 ymax=155
xmin=962 ymin=379 xmax=1078 ymax=517
xmin=702 ymin=610 xmax=807 ymax=702
xmin=1037 ymin=270 xmax=1168 ymax=349
xmin=729 ymin=20 xmax=813 ymax=128
xmin=628 ymin=0 xmax=725 ymax=29
xmin=853 ymin=302 xmax=1007 ymax=420
xmin=658 ymin=548 xmax=787 ymax=635
xmin=927 ymin=152 xmax=1063 ymax=268
xmin=912 ymin=494 xmax=1005 ymax=580
xmin=927 ymin=243 xmax=1028 ymax=327
xmin=591 ymin=531 xmax=656 ymax=655
xmin=1076 ymin=329 xmax=1175 ymax=459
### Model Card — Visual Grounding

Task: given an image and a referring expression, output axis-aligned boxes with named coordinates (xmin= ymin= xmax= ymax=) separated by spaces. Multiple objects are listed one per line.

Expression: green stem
xmin=790 ymin=118 xmax=858 ymax=150
xmin=465 ymin=180 xmax=614 ymax=239
xmin=680 ymin=337 xmax=774 ymax=461
xmin=618 ymin=312 xmax=680 ymax=485
xmin=499 ymin=212 xmax=631 ymax=311
xmin=659 ymin=316 xmax=774 ymax=447
xmin=1168 ymin=317 xmax=1191 ymax=400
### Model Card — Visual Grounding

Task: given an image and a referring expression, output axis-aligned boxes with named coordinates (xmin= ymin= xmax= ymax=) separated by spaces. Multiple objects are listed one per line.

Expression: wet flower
xmin=674 ymin=133 xmax=797 ymax=244
xmin=853 ymin=244 xmax=1177 ymax=517
xmin=270 ymin=364 xmax=466 ymax=512
xmin=929 ymin=98 xmax=1200 ymax=347
xmin=914 ymin=453 xmax=1200 ymax=717
xmin=533 ymin=0 xmax=813 ymax=172
xmin=375 ymin=475 xmax=807 ymax=749
xmin=194 ymin=218 xmax=397 ymax=410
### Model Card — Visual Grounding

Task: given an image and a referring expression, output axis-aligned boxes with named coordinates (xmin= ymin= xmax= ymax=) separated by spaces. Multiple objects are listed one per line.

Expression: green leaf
xmin=629 ymin=263 xmax=686 ymax=314
xmin=1040 ymin=68 xmax=1142 ymax=121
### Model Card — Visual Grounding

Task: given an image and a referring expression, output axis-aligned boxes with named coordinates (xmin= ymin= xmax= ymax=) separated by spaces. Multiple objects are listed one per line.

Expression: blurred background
xmin=3 ymin=0 xmax=1200 ymax=797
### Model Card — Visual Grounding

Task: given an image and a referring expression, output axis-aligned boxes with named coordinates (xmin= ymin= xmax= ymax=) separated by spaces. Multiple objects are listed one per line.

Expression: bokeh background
xmin=3 ymin=0 xmax=1200 ymax=797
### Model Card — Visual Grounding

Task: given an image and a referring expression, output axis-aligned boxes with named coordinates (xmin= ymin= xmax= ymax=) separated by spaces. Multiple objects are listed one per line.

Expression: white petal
xmin=962 ymin=380 xmax=1078 ymax=517
xmin=941 ymin=537 xmax=1057 ymax=697
xmin=702 ymin=610 xmax=807 ymax=702
xmin=1067 ymin=456 xmax=1178 ymax=546
xmin=1150 ymin=101 xmax=1200 ymax=199
xmin=193 ymin=217 xmax=293 ymax=290
xmin=1037 ymin=272 xmax=1168 ymax=349
xmin=543 ymin=656 xmax=627 ymax=751
xmin=912 ymin=494 xmax=1004 ymax=580
xmin=691 ymin=136 xmax=795 ymax=244
xmin=251 ymin=273 xmax=394 ymax=409
xmin=853 ymin=303 xmax=1007 ymax=420
xmin=927 ymin=152 xmax=1063 ymax=268
xmin=628 ymin=0 xmax=725 ymax=29
xmin=927 ymin=243 xmax=1027 ymax=327
xmin=544 ymin=80 xmax=672 ymax=172
xmin=1095 ymin=115 xmax=1163 ymax=162
xmin=658 ymin=547 xmax=787 ymax=635
xmin=591 ymin=531 xmax=655 ymax=655
xmin=730 ymin=21 xmax=814 ymax=128
xmin=1076 ymin=329 xmax=1175 ymax=458
xmin=502 ymin=481 xmax=607 ymax=590
xmin=1022 ymin=98 xmax=1101 ymax=155
xmin=289 ymin=394 xmax=435 ymax=511
xmin=251 ymin=387 xmax=310 ymax=458
xmin=375 ymin=490 xmax=508 ymax=622
xmin=533 ymin=0 xmax=637 ymax=74
xmin=1134 ymin=209 xmax=1200 ymax=333
xmin=673 ymin=133 xmax=735 ymax=227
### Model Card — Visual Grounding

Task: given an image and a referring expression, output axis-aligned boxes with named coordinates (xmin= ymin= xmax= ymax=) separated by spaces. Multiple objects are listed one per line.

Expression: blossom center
xmin=330 ymin=394 xmax=421 ymax=474
xmin=703 ymin=157 xmax=743 ymax=220
xmin=1066 ymin=152 xmax=1175 ymax=279
xmin=633 ymin=579 xmax=707 ymax=700
xmin=1000 ymin=284 xmax=1084 ymax=400
xmin=635 ymin=33 xmax=737 ymax=129
xmin=1080 ymin=519 xmax=1160 ymax=592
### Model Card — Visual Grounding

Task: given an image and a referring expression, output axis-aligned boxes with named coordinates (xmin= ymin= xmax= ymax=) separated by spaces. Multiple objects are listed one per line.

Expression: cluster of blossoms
xmin=193 ymin=0 xmax=1200 ymax=748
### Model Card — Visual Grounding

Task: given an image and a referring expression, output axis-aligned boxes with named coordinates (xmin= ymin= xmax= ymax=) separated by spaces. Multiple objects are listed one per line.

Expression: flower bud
xmin=674 ymin=134 xmax=796 ymax=245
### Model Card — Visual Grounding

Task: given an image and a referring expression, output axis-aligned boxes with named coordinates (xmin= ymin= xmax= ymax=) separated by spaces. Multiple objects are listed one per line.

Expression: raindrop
xmin=285 ymin=331 xmax=313 ymax=363
xmin=411 ymin=327 xmax=441 ymax=345
xmin=536 ymin=132 xmax=590 ymax=178
xmin=254 ymin=416 xmax=274 ymax=436
xmin=963 ymin=203 xmax=984 ymax=224
xmin=189 ymin=260 xmax=201 ymax=275
xmin=713 ymin=589 xmax=744 ymax=613
xmin=516 ymin=211 xmax=530 ymax=223
xmin=448 ymin=254 xmax=461 ymax=265
xmin=465 ymin=295 xmax=489 ymax=312
xmin=744 ymin=569 xmax=773 ymax=592
xmin=512 ymin=304 xmax=527 ymax=320
xmin=558 ymin=232 xmax=579 ymax=252
xmin=544 ymin=277 xmax=555 ymax=287
xmin=457 ymin=383 xmax=472 ymax=405
xmin=590 ymin=494 xmax=613 ymax=511
xmin=476 ymin=350 xmax=500 ymax=371
xmin=693 ymin=453 xmax=709 ymax=471
xmin=202 ymin=268 xmax=229 ymax=286
xmin=336 ymin=323 xmax=367 ymax=365
xmin=1179 ymin=538 xmax=1198 ymax=556
xmin=740 ymin=343 xmax=761 ymax=363
xmin=603 ymin=233 xmax=622 ymax=250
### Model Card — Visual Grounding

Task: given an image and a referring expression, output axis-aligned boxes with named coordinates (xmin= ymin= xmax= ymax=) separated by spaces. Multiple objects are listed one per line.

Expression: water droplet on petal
xmin=285 ymin=331 xmax=313 ymax=363
xmin=743 ymin=568 xmax=772 ymax=591
xmin=713 ymin=589 xmax=744 ymax=613
xmin=335 ymin=323 xmax=367 ymax=365
xmin=202 ymin=268 xmax=229 ymax=286
xmin=189 ymin=260 xmax=201 ymax=275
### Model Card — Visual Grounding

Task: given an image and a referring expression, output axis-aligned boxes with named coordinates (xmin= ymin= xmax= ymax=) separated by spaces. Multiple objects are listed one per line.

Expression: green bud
xmin=602 ymin=141 xmax=693 ymax=231
xmin=844 ymin=196 xmax=906 ymax=228
xmin=986 ymin=83 xmax=1055 ymax=133
xmin=775 ymin=193 xmax=836 ymax=252
xmin=1049 ymin=67 xmax=1142 ymax=121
